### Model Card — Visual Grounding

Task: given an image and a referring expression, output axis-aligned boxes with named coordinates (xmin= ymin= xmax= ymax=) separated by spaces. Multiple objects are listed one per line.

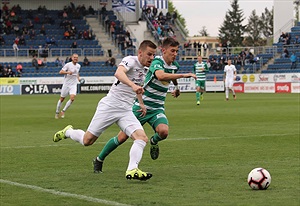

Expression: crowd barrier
xmin=0 ymin=73 xmax=299 ymax=95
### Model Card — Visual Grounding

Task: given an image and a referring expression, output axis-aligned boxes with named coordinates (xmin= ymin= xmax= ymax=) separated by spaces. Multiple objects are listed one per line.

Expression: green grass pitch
xmin=0 ymin=93 xmax=299 ymax=206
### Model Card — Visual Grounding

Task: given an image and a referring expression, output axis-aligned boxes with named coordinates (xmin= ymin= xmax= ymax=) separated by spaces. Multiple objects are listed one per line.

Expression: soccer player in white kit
xmin=53 ymin=40 xmax=157 ymax=180
xmin=223 ymin=59 xmax=237 ymax=101
xmin=55 ymin=53 xmax=81 ymax=119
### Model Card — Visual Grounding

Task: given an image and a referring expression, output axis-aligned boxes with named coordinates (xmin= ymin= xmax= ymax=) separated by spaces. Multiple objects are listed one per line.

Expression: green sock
xmin=151 ymin=133 xmax=163 ymax=145
xmin=98 ymin=136 xmax=120 ymax=161
xmin=196 ymin=92 xmax=200 ymax=101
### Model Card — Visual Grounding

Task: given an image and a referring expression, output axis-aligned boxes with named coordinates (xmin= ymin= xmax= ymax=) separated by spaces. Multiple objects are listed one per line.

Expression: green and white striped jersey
xmin=133 ymin=56 xmax=179 ymax=111
xmin=193 ymin=61 xmax=209 ymax=81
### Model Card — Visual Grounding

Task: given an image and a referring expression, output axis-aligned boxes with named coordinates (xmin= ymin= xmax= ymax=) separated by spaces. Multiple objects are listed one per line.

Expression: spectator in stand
xmin=64 ymin=30 xmax=70 ymax=39
xmin=1 ymin=66 xmax=8 ymax=77
xmin=16 ymin=63 xmax=23 ymax=76
xmin=65 ymin=56 xmax=72 ymax=64
xmin=279 ymin=32 xmax=286 ymax=43
xmin=46 ymin=36 xmax=51 ymax=45
xmin=43 ymin=57 xmax=48 ymax=67
xmin=110 ymin=24 xmax=115 ymax=40
xmin=125 ymin=35 xmax=132 ymax=49
xmin=83 ymin=56 xmax=90 ymax=66
xmin=71 ymin=41 xmax=77 ymax=48
xmin=290 ymin=52 xmax=297 ymax=69
xmin=88 ymin=5 xmax=95 ymax=15
xmin=202 ymin=42 xmax=208 ymax=57
xmin=62 ymin=11 xmax=68 ymax=18
xmin=22 ymin=25 xmax=29 ymax=35
xmin=55 ymin=57 xmax=64 ymax=67
xmin=40 ymin=24 xmax=46 ymax=36
xmin=152 ymin=6 xmax=158 ymax=18
xmin=285 ymin=33 xmax=291 ymax=45
xmin=7 ymin=64 xmax=12 ymax=71
xmin=29 ymin=29 xmax=36 ymax=39
xmin=7 ymin=68 xmax=16 ymax=77
xmin=83 ymin=30 xmax=89 ymax=40
xmin=100 ymin=4 xmax=106 ymax=15
xmin=166 ymin=11 xmax=172 ymax=22
xmin=29 ymin=46 xmax=37 ymax=57
xmin=294 ymin=35 xmax=300 ymax=46
xmin=32 ymin=56 xmax=39 ymax=70
xmin=2 ymin=3 xmax=9 ymax=15
xmin=0 ymin=64 xmax=3 ymax=74
xmin=105 ymin=57 xmax=116 ymax=67
xmin=27 ymin=20 xmax=34 ymax=29
xmin=210 ymin=57 xmax=218 ymax=71
xmin=282 ymin=47 xmax=289 ymax=58
xmin=0 ymin=36 xmax=5 ymax=45
xmin=37 ymin=58 xmax=44 ymax=68
xmin=12 ymin=42 xmax=19 ymax=56
xmin=172 ymin=11 xmax=177 ymax=24
xmin=236 ymin=54 xmax=243 ymax=66
xmin=19 ymin=35 xmax=26 ymax=46
xmin=13 ymin=25 xmax=20 ymax=36
xmin=50 ymin=36 xmax=57 ymax=46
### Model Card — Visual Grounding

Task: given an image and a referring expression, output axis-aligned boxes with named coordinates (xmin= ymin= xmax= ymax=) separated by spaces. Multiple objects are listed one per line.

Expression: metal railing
xmin=0 ymin=48 xmax=104 ymax=58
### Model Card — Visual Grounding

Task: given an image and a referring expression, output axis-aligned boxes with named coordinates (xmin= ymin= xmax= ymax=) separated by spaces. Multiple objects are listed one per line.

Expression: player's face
xmin=72 ymin=55 xmax=79 ymax=63
xmin=228 ymin=59 xmax=231 ymax=65
xmin=139 ymin=47 xmax=156 ymax=67
xmin=162 ymin=45 xmax=178 ymax=65
xmin=198 ymin=56 xmax=202 ymax=62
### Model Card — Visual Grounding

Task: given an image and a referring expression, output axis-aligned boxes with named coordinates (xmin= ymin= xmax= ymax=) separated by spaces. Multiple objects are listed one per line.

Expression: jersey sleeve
xmin=149 ymin=58 xmax=164 ymax=74
xmin=62 ymin=63 xmax=69 ymax=71
xmin=119 ymin=56 xmax=135 ymax=71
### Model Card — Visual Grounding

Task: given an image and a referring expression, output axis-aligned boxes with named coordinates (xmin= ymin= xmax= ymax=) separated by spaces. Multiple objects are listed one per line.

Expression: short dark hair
xmin=162 ymin=37 xmax=179 ymax=48
xmin=139 ymin=40 xmax=157 ymax=50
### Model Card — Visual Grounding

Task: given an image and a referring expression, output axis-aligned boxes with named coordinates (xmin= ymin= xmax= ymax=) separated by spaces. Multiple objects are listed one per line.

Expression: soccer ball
xmin=80 ymin=78 xmax=85 ymax=84
xmin=247 ymin=168 xmax=271 ymax=190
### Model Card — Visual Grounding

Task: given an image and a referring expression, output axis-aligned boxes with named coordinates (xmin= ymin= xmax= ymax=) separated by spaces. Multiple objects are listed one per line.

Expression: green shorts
xmin=195 ymin=80 xmax=205 ymax=90
xmin=133 ymin=106 xmax=168 ymax=130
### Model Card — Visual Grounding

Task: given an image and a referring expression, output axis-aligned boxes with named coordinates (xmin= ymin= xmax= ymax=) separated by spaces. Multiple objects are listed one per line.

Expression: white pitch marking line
xmin=0 ymin=133 xmax=296 ymax=149
xmin=0 ymin=179 xmax=131 ymax=206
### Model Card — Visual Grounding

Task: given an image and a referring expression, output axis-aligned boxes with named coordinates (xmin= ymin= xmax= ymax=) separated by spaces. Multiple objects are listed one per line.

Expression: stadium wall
xmin=1 ymin=73 xmax=299 ymax=95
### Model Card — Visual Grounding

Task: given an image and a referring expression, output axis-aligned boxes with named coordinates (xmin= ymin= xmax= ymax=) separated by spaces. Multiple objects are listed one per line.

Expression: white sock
xmin=56 ymin=100 xmax=62 ymax=113
xmin=127 ymin=140 xmax=146 ymax=171
xmin=66 ymin=129 xmax=85 ymax=145
xmin=231 ymin=88 xmax=236 ymax=95
xmin=62 ymin=100 xmax=73 ymax=112
xmin=225 ymin=88 xmax=229 ymax=99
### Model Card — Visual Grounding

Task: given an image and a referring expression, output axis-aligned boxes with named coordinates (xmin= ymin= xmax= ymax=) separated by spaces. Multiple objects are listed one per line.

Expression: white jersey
xmin=224 ymin=64 xmax=236 ymax=81
xmin=100 ymin=56 xmax=148 ymax=110
xmin=62 ymin=62 xmax=81 ymax=86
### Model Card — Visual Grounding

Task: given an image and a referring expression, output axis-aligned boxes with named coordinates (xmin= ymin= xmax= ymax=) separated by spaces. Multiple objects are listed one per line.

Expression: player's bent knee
xmin=83 ymin=132 xmax=98 ymax=146
xmin=159 ymin=131 xmax=168 ymax=139
xmin=131 ymin=129 xmax=148 ymax=142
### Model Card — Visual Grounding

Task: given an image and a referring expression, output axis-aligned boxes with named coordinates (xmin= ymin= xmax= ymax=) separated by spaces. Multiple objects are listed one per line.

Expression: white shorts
xmin=225 ymin=79 xmax=234 ymax=88
xmin=60 ymin=84 xmax=77 ymax=97
xmin=87 ymin=102 xmax=143 ymax=138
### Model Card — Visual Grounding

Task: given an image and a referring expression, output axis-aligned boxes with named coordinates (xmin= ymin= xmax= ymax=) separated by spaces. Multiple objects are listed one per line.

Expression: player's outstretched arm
xmin=136 ymin=93 xmax=147 ymax=117
xmin=155 ymin=70 xmax=196 ymax=81
xmin=115 ymin=65 xmax=144 ymax=94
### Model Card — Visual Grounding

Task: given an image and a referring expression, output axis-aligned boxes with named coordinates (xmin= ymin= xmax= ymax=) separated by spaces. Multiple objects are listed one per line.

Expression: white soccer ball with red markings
xmin=247 ymin=168 xmax=271 ymax=190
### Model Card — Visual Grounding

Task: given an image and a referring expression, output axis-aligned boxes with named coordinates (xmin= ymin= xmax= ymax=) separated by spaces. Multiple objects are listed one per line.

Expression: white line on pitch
xmin=0 ymin=179 xmax=131 ymax=206
xmin=0 ymin=133 xmax=296 ymax=149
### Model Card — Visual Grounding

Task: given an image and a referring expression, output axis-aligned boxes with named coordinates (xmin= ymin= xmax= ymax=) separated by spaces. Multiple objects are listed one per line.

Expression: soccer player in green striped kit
xmin=193 ymin=55 xmax=209 ymax=105
xmin=93 ymin=37 xmax=196 ymax=173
